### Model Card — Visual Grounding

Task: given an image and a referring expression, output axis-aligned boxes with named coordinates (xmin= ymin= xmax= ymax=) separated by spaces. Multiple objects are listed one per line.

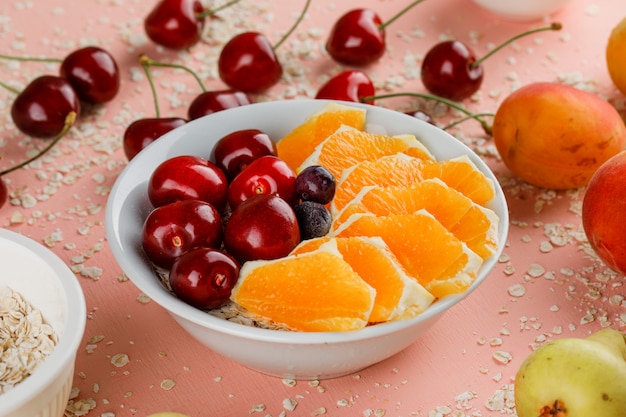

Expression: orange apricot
xmin=492 ymin=82 xmax=626 ymax=189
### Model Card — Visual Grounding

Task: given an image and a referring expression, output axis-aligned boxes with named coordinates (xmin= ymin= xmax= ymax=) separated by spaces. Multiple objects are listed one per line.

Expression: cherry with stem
xmin=361 ymin=92 xmax=494 ymax=136
xmin=122 ymin=55 xmax=186 ymax=160
xmin=421 ymin=22 xmax=562 ymax=101
xmin=0 ymin=46 xmax=120 ymax=104
xmin=326 ymin=0 xmax=427 ymax=66
xmin=218 ymin=0 xmax=311 ymax=93
xmin=139 ymin=55 xmax=251 ymax=120
xmin=0 ymin=111 xmax=76 ymax=209
xmin=145 ymin=0 xmax=243 ymax=50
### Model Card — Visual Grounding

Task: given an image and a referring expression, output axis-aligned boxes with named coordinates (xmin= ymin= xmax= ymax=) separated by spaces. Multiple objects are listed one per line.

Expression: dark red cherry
xmin=187 ymin=89 xmax=251 ymax=120
xmin=326 ymin=9 xmax=385 ymax=66
xmin=227 ymin=155 xmax=297 ymax=210
xmin=315 ymin=70 xmax=375 ymax=104
xmin=123 ymin=117 xmax=186 ymax=160
xmin=148 ymin=155 xmax=228 ymax=210
xmin=169 ymin=247 xmax=240 ymax=310
xmin=141 ymin=199 xmax=223 ymax=269
xmin=421 ymin=41 xmax=483 ymax=102
xmin=60 ymin=46 xmax=120 ymax=104
xmin=0 ymin=179 xmax=7 ymax=209
xmin=224 ymin=194 xmax=300 ymax=264
xmin=218 ymin=32 xmax=282 ymax=93
xmin=212 ymin=129 xmax=277 ymax=181
xmin=11 ymin=75 xmax=80 ymax=138
xmin=421 ymin=23 xmax=562 ymax=102
xmin=144 ymin=0 xmax=204 ymax=50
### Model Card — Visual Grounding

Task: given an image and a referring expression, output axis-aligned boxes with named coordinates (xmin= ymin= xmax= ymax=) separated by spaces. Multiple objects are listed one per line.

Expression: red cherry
xmin=60 ymin=46 xmax=120 ymax=104
xmin=212 ymin=129 xmax=277 ymax=181
xmin=326 ymin=9 xmax=384 ymax=66
xmin=142 ymin=199 xmax=223 ymax=269
xmin=218 ymin=32 xmax=282 ymax=93
xmin=227 ymin=155 xmax=297 ymax=210
xmin=224 ymin=194 xmax=300 ymax=264
xmin=420 ymin=41 xmax=484 ymax=102
xmin=123 ymin=117 xmax=186 ymax=160
xmin=325 ymin=1 xmax=425 ymax=66
xmin=421 ymin=23 xmax=562 ymax=102
xmin=148 ymin=155 xmax=228 ymax=210
xmin=169 ymin=247 xmax=240 ymax=310
xmin=11 ymin=75 xmax=80 ymax=138
xmin=144 ymin=0 xmax=205 ymax=50
xmin=0 ymin=179 xmax=7 ymax=209
xmin=187 ymin=89 xmax=251 ymax=120
xmin=315 ymin=70 xmax=375 ymax=104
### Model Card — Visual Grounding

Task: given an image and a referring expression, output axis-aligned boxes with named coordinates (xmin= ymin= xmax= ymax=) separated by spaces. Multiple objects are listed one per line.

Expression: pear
xmin=514 ymin=328 xmax=626 ymax=417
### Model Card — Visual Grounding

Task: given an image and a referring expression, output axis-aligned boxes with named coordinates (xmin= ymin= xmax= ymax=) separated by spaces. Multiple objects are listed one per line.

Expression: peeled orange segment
xmin=276 ymin=102 xmax=367 ymax=171
xmin=420 ymin=155 xmax=495 ymax=206
xmin=292 ymin=236 xmax=435 ymax=323
xmin=231 ymin=246 xmax=375 ymax=332
xmin=332 ymin=211 xmax=483 ymax=299
xmin=298 ymin=125 xmax=436 ymax=179
xmin=331 ymin=153 xmax=429 ymax=215
xmin=332 ymin=179 xmax=500 ymax=259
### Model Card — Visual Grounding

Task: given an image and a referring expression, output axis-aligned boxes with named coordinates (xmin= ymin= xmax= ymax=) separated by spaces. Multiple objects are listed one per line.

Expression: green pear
xmin=514 ymin=328 xmax=626 ymax=417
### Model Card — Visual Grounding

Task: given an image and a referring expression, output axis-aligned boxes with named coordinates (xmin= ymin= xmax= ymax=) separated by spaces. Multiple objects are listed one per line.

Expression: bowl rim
xmin=105 ymin=99 xmax=509 ymax=344
xmin=0 ymin=228 xmax=87 ymax=412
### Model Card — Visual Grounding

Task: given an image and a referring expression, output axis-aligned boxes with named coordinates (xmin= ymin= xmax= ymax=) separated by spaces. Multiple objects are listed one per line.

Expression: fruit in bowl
xmin=105 ymin=99 xmax=508 ymax=379
xmin=0 ymin=228 xmax=86 ymax=417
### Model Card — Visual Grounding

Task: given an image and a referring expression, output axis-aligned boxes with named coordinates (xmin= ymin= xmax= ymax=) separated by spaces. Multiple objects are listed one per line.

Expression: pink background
xmin=0 ymin=0 xmax=624 ymax=416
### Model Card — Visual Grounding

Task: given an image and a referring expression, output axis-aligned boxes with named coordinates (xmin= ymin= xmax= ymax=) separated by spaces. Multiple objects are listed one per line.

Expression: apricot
xmin=607 ymin=16 xmax=626 ymax=95
xmin=582 ymin=150 xmax=626 ymax=274
xmin=492 ymin=82 xmax=626 ymax=189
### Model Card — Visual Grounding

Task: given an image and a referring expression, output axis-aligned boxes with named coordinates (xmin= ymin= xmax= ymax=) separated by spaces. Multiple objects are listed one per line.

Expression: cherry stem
xmin=361 ymin=92 xmax=493 ymax=135
xmin=0 ymin=53 xmax=62 ymax=64
xmin=197 ymin=0 xmax=242 ymax=19
xmin=379 ymin=0 xmax=428 ymax=31
xmin=139 ymin=54 xmax=206 ymax=93
xmin=471 ymin=22 xmax=562 ymax=68
xmin=139 ymin=54 xmax=163 ymax=118
xmin=273 ymin=0 xmax=311 ymax=50
xmin=442 ymin=112 xmax=494 ymax=132
xmin=0 ymin=80 xmax=20 ymax=95
xmin=0 ymin=111 xmax=76 ymax=177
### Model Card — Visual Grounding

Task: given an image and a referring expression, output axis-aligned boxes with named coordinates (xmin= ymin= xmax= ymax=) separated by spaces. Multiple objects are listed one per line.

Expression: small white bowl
xmin=105 ymin=99 xmax=509 ymax=380
xmin=472 ymin=0 xmax=572 ymax=21
xmin=0 ymin=228 xmax=86 ymax=417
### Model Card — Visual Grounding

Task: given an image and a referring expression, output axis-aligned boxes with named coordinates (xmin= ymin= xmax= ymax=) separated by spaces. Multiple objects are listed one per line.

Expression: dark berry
xmin=295 ymin=165 xmax=336 ymax=205
xmin=294 ymin=201 xmax=332 ymax=240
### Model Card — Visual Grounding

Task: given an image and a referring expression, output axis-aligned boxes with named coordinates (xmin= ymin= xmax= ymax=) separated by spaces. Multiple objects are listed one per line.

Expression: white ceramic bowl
xmin=472 ymin=0 xmax=572 ymax=21
xmin=0 ymin=228 xmax=86 ymax=417
xmin=105 ymin=99 xmax=509 ymax=380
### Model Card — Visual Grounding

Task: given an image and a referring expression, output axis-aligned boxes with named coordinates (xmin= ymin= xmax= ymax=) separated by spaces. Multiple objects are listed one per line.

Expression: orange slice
xmin=332 ymin=211 xmax=483 ymax=298
xmin=331 ymin=153 xmax=429 ymax=215
xmin=298 ymin=125 xmax=435 ymax=179
xmin=331 ymin=153 xmax=495 ymax=215
xmin=333 ymin=179 xmax=499 ymax=259
xmin=231 ymin=245 xmax=375 ymax=332
xmin=292 ymin=236 xmax=435 ymax=323
xmin=420 ymin=155 xmax=495 ymax=206
xmin=276 ymin=102 xmax=367 ymax=171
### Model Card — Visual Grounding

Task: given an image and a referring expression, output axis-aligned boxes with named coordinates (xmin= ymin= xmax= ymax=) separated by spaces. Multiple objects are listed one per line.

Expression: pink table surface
xmin=1 ymin=0 xmax=625 ymax=416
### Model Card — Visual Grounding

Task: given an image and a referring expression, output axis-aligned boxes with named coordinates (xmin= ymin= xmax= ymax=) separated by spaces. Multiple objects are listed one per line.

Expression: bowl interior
xmin=105 ymin=99 xmax=509 ymax=344
xmin=0 ymin=228 xmax=86 ymax=412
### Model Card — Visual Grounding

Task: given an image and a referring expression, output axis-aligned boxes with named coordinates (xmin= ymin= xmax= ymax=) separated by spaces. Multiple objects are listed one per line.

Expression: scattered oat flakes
xmin=508 ymin=283 xmax=526 ymax=297
xmin=283 ymin=398 xmax=298 ymax=411
xmin=110 ymin=353 xmax=129 ymax=368
xmin=492 ymin=350 xmax=513 ymax=365
xmin=160 ymin=378 xmax=175 ymax=390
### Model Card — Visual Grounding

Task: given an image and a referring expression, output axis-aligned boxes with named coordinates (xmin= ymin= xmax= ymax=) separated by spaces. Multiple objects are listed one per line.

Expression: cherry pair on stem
xmin=0 ymin=46 xmax=120 ymax=138
xmin=123 ymin=54 xmax=251 ymax=160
